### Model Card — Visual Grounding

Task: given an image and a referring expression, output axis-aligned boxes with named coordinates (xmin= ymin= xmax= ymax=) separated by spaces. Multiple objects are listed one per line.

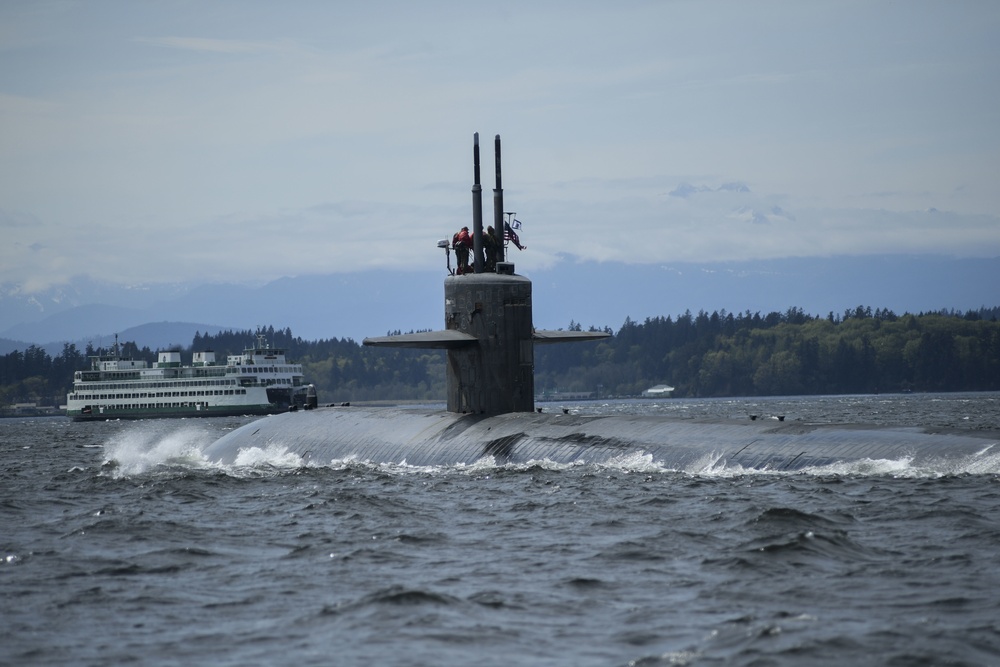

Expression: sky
xmin=1 ymin=0 xmax=998 ymax=294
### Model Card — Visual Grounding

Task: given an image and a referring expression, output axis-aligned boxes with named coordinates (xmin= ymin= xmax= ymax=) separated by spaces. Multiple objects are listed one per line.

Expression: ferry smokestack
xmin=493 ymin=134 xmax=504 ymax=264
xmin=472 ymin=133 xmax=484 ymax=273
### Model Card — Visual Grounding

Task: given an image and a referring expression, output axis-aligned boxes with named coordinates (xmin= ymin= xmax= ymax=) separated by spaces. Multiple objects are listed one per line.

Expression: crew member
xmin=452 ymin=226 xmax=473 ymax=274
xmin=484 ymin=226 xmax=501 ymax=272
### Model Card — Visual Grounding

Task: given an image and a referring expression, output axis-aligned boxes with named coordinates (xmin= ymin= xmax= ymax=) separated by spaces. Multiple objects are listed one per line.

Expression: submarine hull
xmin=200 ymin=137 xmax=998 ymax=472
xmin=202 ymin=406 xmax=999 ymax=471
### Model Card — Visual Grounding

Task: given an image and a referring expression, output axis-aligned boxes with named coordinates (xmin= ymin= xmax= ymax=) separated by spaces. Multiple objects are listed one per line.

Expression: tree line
xmin=537 ymin=306 xmax=1000 ymax=398
xmin=2 ymin=308 xmax=999 ymax=409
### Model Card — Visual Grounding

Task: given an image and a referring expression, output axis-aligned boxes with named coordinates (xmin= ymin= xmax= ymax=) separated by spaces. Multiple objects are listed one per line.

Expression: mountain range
xmin=2 ymin=254 xmax=997 ymax=356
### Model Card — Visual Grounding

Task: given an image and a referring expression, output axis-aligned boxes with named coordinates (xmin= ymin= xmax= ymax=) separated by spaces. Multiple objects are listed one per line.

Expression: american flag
xmin=504 ymin=220 xmax=525 ymax=250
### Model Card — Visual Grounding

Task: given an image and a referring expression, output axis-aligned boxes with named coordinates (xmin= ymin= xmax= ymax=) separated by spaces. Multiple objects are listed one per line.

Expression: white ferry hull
xmin=68 ymin=401 xmax=286 ymax=422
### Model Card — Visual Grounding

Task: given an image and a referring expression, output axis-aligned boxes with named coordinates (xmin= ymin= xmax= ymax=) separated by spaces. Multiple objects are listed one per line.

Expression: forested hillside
xmin=2 ymin=308 xmax=999 ymax=410
xmin=535 ymin=307 xmax=1000 ymax=398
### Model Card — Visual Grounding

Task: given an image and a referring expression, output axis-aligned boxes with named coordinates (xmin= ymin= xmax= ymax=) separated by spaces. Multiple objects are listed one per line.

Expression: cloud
xmin=0 ymin=2 xmax=996 ymax=294
xmin=0 ymin=208 xmax=42 ymax=228
xmin=509 ymin=177 xmax=1000 ymax=272
xmin=668 ymin=183 xmax=713 ymax=199
xmin=669 ymin=182 xmax=751 ymax=198
xmin=134 ymin=36 xmax=289 ymax=54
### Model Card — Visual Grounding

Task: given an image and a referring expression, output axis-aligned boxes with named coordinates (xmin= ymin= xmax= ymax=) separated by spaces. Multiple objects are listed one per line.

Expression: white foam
xmin=231 ymin=443 xmax=307 ymax=468
xmin=683 ymin=451 xmax=731 ymax=475
xmin=517 ymin=457 xmax=586 ymax=472
xmin=103 ymin=423 xmax=214 ymax=477
xmin=787 ymin=448 xmax=1000 ymax=478
xmin=598 ymin=450 xmax=672 ymax=474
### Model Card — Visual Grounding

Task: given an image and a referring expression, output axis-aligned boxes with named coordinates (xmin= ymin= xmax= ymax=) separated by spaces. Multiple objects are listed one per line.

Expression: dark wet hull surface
xmin=204 ymin=404 xmax=999 ymax=473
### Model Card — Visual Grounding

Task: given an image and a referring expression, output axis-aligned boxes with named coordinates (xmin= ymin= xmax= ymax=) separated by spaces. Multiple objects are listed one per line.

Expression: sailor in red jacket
xmin=452 ymin=226 xmax=473 ymax=274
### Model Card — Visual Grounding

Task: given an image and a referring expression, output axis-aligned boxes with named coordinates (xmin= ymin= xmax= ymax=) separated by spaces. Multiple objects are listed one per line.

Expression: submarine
xmin=203 ymin=134 xmax=999 ymax=471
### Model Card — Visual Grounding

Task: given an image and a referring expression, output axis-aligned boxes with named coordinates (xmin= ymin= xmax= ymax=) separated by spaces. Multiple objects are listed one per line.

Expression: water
xmin=3 ymin=393 xmax=1000 ymax=666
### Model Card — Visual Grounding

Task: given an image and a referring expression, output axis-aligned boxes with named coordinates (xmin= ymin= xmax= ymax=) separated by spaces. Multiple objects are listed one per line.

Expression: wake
xmin=102 ymin=422 xmax=1000 ymax=479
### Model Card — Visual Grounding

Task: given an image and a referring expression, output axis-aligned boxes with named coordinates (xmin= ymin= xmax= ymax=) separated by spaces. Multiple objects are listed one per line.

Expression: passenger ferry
xmin=66 ymin=333 xmax=310 ymax=421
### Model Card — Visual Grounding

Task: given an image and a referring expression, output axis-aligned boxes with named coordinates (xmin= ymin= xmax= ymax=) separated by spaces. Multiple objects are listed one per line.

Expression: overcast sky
xmin=2 ymin=0 xmax=998 ymax=293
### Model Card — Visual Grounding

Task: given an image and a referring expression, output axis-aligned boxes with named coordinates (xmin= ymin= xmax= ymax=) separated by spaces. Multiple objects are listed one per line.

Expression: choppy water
xmin=3 ymin=393 xmax=1000 ymax=666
